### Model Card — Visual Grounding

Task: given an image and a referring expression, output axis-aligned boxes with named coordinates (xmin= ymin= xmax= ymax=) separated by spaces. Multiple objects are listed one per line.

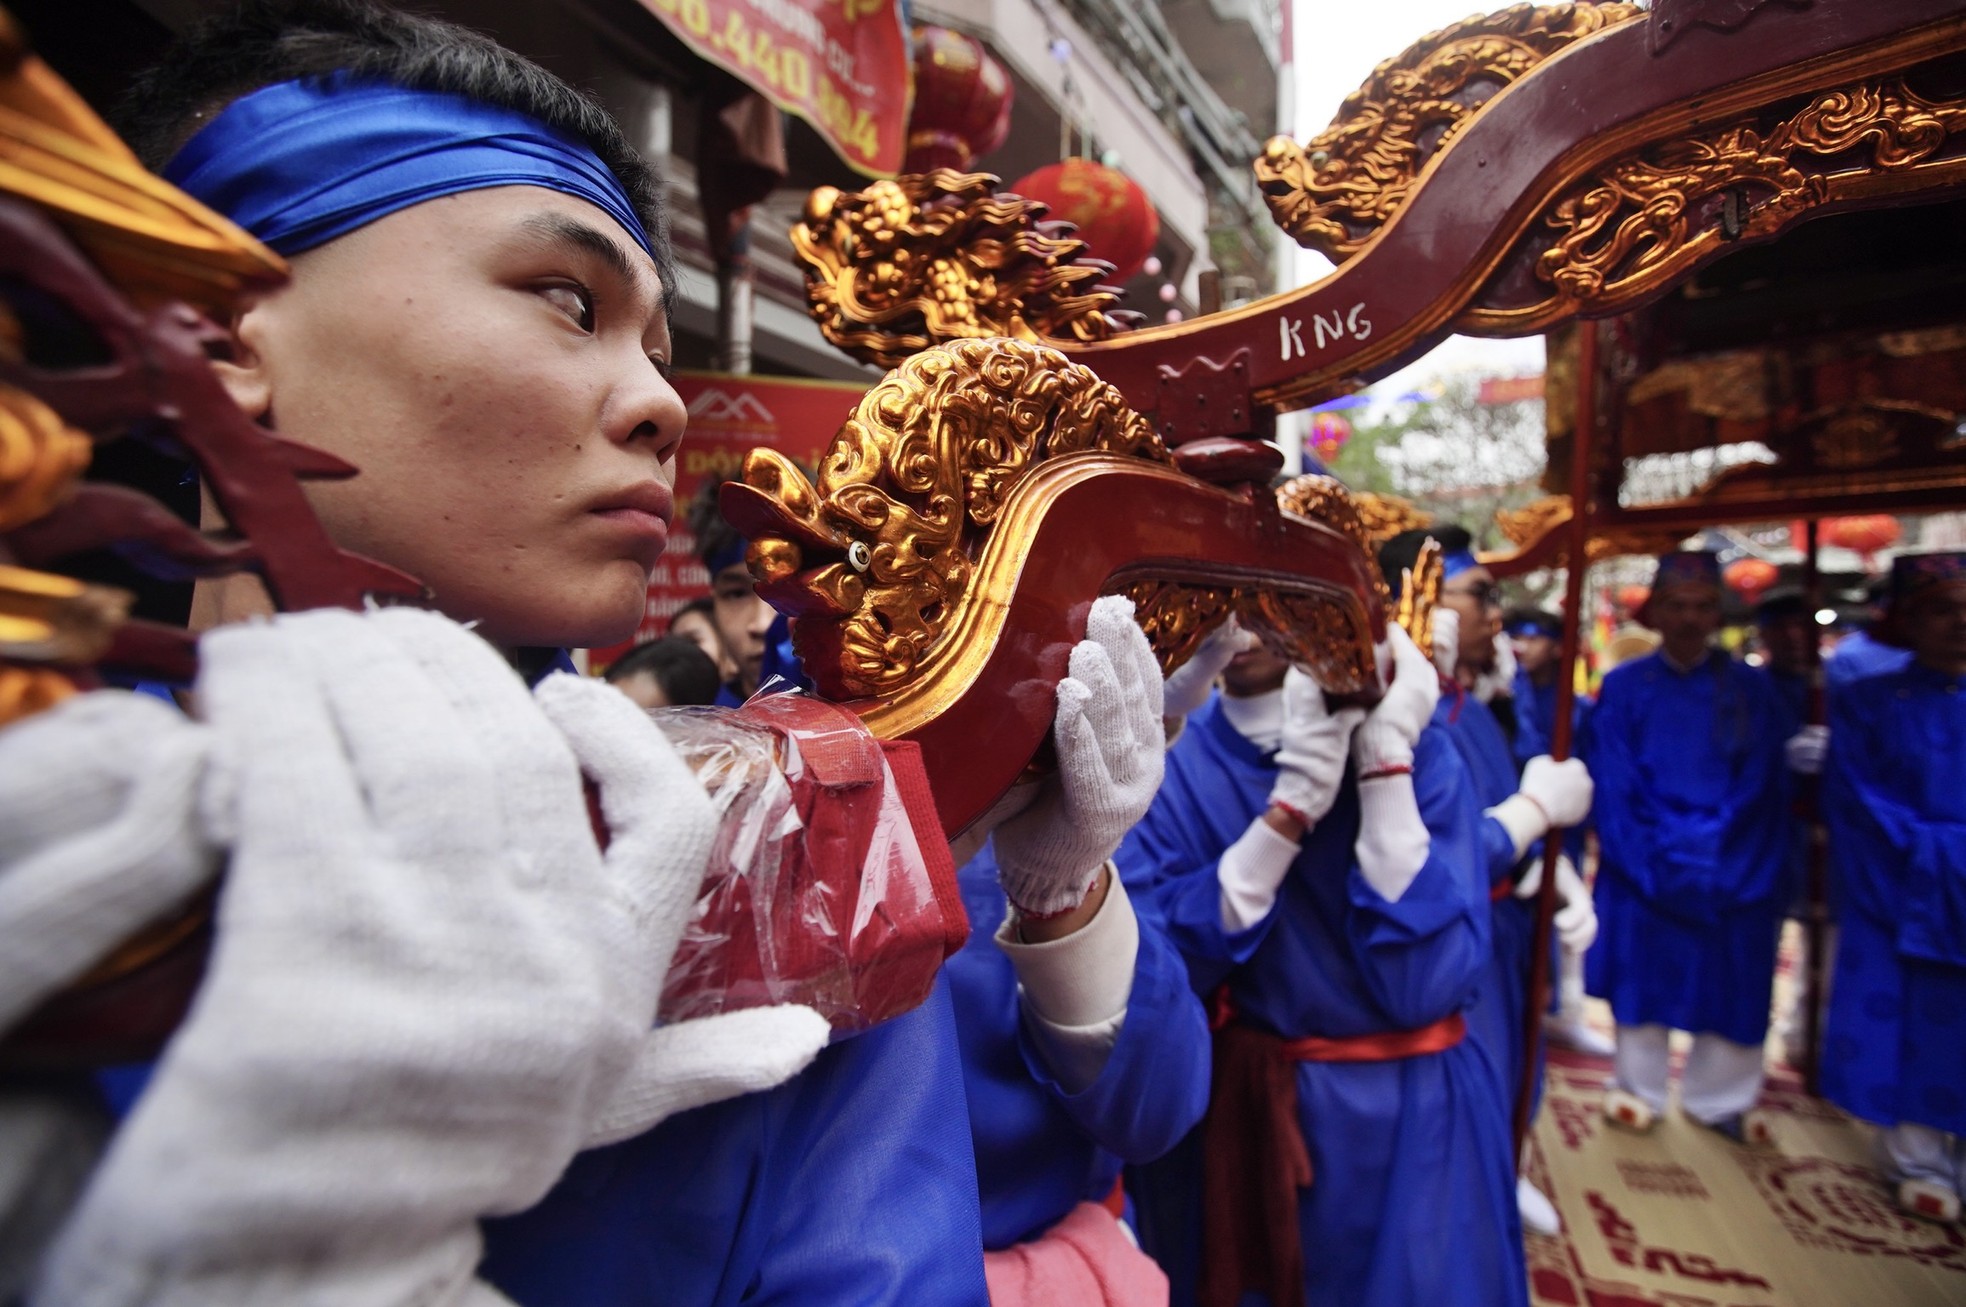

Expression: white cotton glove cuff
xmin=1519 ymin=754 xmax=1593 ymax=827
xmin=1430 ymin=607 xmax=1460 ymax=678
xmin=1488 ymin=794 xmax=1551 ymax=863
xmin=1354 ymin=775 xmax=1431 ymax=903
xmin=1218 ymin=818 xmax=1301 ymax=933
xmin=1351 ymin=722 xmax=1414 ymax=775
xmin=1000 ymin=870 xmax=1138 ymax=1030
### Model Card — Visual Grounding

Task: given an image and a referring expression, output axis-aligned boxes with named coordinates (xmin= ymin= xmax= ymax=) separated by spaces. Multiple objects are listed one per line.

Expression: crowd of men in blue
xmin=1 ymin=3 xmax=1962 ymax=1303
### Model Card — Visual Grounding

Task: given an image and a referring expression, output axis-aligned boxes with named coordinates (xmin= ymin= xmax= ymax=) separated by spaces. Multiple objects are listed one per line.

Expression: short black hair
xmin=1379 ymin=524 xmax=1472 ymax=590
xmin=604 ymin=635 xmax=721 ymax=706
xmin=671 ymin=594 xmax=715 ymax=625
xmin=116 ymin=0 xmax=675 ymax=310
xmin=688 ymin=475 xmax=745 ymax=572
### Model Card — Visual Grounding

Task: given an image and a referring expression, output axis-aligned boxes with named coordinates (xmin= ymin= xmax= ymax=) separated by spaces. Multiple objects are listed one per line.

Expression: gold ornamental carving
xmin=1113 ymin=576 xmax=1378 ymax=702
xmin=791 ymin=170 xmax=1135 ymax=369
xmin=1470 ymin=76 xmax=1966 ymax=332
xmin=1392 ymin=537 xmax=1442 ymax=658
xmin=735 ymin=338 xmax=1171 ymax=697
xmin=1482 ymin=494 xmax=1685 ymax=572
xmin=1352 ymin=491 xmax=1433 ymax=544
xmin=1255 ymin=3 xmax=1642 ymax=261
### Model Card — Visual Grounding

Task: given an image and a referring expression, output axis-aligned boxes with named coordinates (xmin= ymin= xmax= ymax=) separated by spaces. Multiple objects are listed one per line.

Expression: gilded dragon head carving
xmin=790 ymin=169 xmax=1140 ymax=369
xmin=721 ymin=337 xmax=1171 ymax=699
xmin=1255 ymin=2 xmax=1643 ymax=261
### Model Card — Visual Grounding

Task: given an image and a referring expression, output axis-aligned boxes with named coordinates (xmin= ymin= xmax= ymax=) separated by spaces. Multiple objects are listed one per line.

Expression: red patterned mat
xmin=1526 ymin=1012 xmax=1966 ymax=1307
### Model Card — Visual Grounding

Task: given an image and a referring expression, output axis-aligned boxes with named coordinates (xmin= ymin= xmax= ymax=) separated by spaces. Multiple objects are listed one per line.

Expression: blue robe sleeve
xmin=1824 ymin=682 xmax=1966 ymax=969
xmin=1012 ymin=908 xmax=1212 ymax=1164
xmin=1580 ymin=671 xmax=1663 ymax=883
xmin=1115 ymin=743 xmax=1278 ymax=994
xmin=1343 ymin=725 xmax=1492 ymax=1032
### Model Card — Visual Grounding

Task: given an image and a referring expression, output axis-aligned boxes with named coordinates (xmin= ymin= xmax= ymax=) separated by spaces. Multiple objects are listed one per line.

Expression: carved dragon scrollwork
xmin=722 ymin=337 xmax=1171 ymax=698
xmin=1255 ymin=3 xmax=1644 ymax=262
xmin=1470 ymin=75 xmax=1966 ymax=330
xmin=789 ymin=169 xmax=1140 ymax=370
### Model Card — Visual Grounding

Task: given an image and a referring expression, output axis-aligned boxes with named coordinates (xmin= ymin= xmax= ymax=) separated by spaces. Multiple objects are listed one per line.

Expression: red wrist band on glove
xmin=1358 ymin=763 xmax=1413 ymax=782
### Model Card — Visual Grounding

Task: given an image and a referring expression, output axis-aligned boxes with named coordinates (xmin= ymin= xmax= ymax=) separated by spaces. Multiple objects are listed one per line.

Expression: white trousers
xmin=1880 ymin=1122 xmax=1966 ymax=1194
xmin=1612 ymin=1023 xmax=1766 ymax=1123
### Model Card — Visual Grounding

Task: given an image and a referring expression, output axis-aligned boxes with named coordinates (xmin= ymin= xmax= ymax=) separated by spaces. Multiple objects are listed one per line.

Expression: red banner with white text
xmin=589 ymin=369 xmax=866 ymax=666
xmin=634 ymin=0 xmax=913 ymax=177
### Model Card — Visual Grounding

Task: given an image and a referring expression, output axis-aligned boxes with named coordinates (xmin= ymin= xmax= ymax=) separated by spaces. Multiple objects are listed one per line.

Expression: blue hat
xmin=1650 ymin=550 xmax=1722 ymax=595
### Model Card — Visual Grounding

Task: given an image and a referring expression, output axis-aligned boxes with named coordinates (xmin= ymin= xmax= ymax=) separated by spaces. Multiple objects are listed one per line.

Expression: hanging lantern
xmin=1007 ymin=158 xmax=1161 ymax=283
xmin=903 ymin=27 xmax=1013 ymax=174
xmin=1616 ymin=584 xmax=1650 ymax=615
xmin=1724 ymin=557 xmax=1779 ymax=599
xmin=1822 ymin=514 xmax=1901 ymax=564
xmin=1309 ymin=411 xmax=1352 ymax=460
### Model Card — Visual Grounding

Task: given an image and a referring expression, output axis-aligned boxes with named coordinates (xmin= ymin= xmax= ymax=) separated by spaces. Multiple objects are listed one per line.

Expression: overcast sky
xmin=1282 ymin=1 xmax=1547 ymax=391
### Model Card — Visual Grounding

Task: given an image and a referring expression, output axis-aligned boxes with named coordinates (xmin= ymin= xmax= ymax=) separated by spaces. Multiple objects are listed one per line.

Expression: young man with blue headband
xmin=0 ymin=2 xmax=1135 ymax=1301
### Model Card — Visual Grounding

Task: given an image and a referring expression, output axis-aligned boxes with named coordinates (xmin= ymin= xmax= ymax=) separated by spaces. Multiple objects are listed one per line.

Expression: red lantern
xmin=1309 ymin=411 xmax=1352 ymax=461
xmin=903 ymin=27 xmax=1013 ymax=173
xmin=1724 ymin=557 xmax=1779 ymax=599
xmin=1823 ymin=514 xmax=1901 ymax=563
xmin=1007 ymin=159 xmax=1161 ymax=283
xmin=1616 ymin=585 xmax=1650 ymax=615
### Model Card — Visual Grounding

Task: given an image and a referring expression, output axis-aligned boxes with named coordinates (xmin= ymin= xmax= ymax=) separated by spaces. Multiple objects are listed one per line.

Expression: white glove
xmin=1161 ymin=617 xmax=1259 ymax=719
xmin=1520 ymin=754 xmax=1593 ymax=827
xmin=1785 ymin=724 xmax=1828 ymax=775
xmin=1472 ymin=630 xmax=1518 ymax=704
xmin=535 ymin=677 xmax=829 ymax=1147
xmin=994 ymin=596 xmax=1166 ymax=916
xmin=1429 ymin=606 xmax=1460 ymax=678
xmin=1352 ymin=625 xmax=1441 ymax=775
xmin=35 ymin=608 xmax=798 ymax=1307
xmin=1516 ymin=855 xmax=1598 ymax=954
xmin=0 ymin=691 xmax=217 ymax=1037
xmin=1488 ymin=754 xmax=1592 ymax=860
xmin=1268 ymin=667 xmax=1364 ymax=827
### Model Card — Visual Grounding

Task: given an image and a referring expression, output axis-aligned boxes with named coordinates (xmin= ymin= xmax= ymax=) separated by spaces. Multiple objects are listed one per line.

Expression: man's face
xmin=220 ymin=187 xmax=687 ymax=649
xmin=1439 ymin=567 xmax=1500 ymax=669
xmin=1513 ymin=632 xmax=1557 ymax=677
xmin=670 ymin=608 xmax=734 ymax=680
xmin=1905 ymin=583 xmax=1966 ymax=673
xmin=1221 ymin=642 xmax=1290 ymax=698
xmin=709 ymin=563 xmax=774 ymax=694
xmin=1757 ymin=614 xmax=1814 ymax=677
xmin=1650 ymin=584 xmax=1722 ymax=653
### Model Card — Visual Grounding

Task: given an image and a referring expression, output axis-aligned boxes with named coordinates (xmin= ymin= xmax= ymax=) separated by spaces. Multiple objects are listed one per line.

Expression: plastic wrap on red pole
xmin=653 ymin=695 xmax=968 ymax=1032
xmin=1515 ymin=320 xmax=1598 ymax=1157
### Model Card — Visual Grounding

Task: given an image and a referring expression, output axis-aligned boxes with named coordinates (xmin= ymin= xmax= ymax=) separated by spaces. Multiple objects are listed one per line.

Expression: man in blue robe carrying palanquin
xmin=1820 ymin=550 xmax=1966 ymax=1224
xmin=1504 ymin=605 xmax=1611 ymax=1060
xmin=1117 ymin=614 xmax=1528 ymax=1307
xmin=1380 ymin=530 xmax=1596 ymax=1241
xmin=1584 ymin=550 xmax=1794 ymax=1145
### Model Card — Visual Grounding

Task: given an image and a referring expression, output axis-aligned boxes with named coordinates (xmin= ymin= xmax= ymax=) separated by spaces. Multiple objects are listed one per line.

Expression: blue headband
xmin=1441 ymin=549 xmax=1480 ymax=580
xmin=165 ymin=74 xmax=653 ymax=261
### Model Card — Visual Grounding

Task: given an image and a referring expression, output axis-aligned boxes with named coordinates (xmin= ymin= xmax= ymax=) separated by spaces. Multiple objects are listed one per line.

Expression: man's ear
xmin=209 ymin=290 xmax=277 ymax=423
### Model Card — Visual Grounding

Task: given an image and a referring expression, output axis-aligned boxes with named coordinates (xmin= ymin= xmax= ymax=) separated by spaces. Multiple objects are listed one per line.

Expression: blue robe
xmin=481 ymin=975 xmax=989 ymax=1305
xmin=1509 ymin=668 xmax=1591 ymax=772
xmin=951 ymin=843 xmax=1211 ymax=1250
xmin=1436 ymin=692 xmax=1543 ymax=1125
xmin=1118 ymin=695 xmax=1525 ymax=1307
xmin=1819 ymin=663 xmax=1966 ymax=1137
xmin=1825 ymin=628 xmax=1912 ymax=693
xmin=1583 ymin=651 xmax=1792 ymax=1045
